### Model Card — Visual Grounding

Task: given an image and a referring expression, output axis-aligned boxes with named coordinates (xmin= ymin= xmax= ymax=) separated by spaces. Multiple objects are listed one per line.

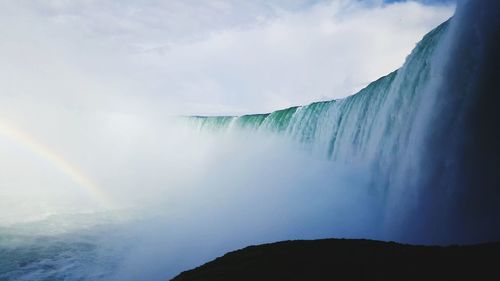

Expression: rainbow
xmin=0 ymin=120 xmax=110 ymax=206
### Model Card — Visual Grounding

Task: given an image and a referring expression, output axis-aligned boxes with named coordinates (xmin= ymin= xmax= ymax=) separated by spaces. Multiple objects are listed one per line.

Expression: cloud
xmin=0 ymin=1 xmax=453 ymax=117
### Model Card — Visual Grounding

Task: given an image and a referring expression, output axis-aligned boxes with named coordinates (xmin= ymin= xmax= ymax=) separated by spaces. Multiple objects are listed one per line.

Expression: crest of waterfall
xmin=187 ymin=21 xmax=447 ymax=165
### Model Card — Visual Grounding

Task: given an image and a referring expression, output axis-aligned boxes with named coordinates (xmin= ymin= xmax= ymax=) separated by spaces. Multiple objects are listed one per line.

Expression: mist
xmin=0 ymin=115 xmax=383 ymax=280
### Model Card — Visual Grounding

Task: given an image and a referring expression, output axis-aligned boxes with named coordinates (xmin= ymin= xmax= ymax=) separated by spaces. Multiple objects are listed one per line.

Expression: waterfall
xmin=185 ymin=0 xmax=500 ymax=244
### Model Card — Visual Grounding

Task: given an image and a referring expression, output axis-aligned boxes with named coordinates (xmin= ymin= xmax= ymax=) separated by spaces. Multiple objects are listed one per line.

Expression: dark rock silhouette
xmin=172 ymin=239 xmax=500 ymax=281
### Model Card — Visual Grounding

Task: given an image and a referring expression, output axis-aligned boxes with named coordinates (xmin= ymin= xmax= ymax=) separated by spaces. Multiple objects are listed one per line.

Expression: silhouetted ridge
xmin=172 ymin=239 xmax=500 ymax=281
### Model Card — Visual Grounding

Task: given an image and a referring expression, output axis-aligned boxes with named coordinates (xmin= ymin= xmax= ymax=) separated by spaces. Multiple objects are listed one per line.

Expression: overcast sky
xmin=0 ymin=0 xmax=454 ymax=116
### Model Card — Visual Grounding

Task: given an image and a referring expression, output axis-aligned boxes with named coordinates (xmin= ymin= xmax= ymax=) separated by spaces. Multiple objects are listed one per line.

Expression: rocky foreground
xmin=172 ymin=238 xmax=500 ymax=281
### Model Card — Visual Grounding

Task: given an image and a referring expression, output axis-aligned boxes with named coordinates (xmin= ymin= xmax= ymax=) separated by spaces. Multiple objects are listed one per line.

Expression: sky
xmin=0 ymin=0 xmax=454 ymax=117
